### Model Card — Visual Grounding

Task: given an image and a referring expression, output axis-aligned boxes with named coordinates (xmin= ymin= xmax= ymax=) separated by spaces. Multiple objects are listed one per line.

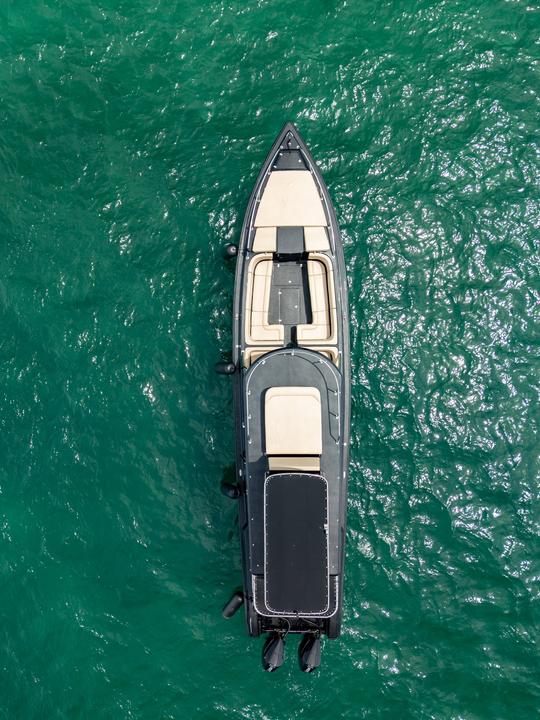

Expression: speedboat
xmin=217 ymin=122 xmax=350 ymax=672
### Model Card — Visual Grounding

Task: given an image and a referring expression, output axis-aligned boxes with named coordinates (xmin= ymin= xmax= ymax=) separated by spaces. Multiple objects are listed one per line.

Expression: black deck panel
xmin=267 ymin=258 xmax=312 ymax=343
xmin=271 ymin=148 xmax=307 ymax=170
xmin=276 ymin=226 xmax=304 ymax=254
xmin=264 ymin=473 xmax=329 ymax=615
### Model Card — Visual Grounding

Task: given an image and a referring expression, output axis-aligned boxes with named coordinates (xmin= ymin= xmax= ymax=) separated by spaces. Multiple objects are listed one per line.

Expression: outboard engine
xmin=262 ymin=632 xmax=285 ymax=672
xmin=298 ymin=633 xmax=321 ymax=673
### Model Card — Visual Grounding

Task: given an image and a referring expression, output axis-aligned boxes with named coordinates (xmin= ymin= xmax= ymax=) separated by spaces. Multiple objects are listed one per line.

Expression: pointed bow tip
xmin=281 ymin=121 xmax=298 ymax=133
xmin=275 ymin=122 xmax=304 ymax=152
xmin=279 ymin=121 xmax=300 ymax=140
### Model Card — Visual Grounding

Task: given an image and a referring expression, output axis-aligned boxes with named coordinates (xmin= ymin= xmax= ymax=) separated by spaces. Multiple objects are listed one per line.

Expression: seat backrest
xmin=268 ymin=456 xmax=320 ymax=472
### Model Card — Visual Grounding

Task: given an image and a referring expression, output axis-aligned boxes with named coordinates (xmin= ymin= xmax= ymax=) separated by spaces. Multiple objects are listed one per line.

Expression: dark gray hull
xmin=229 ymin=123 xmax=350 ymax=651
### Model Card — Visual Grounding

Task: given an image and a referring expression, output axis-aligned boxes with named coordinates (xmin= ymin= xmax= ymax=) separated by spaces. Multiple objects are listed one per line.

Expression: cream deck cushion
xmin=265 ymin=386 xmax=322 ymax=456
xmin=304 ymin=226 xmax=330 ymax=252
xmin=297 ymin=253 xmax=337 ymax=344
xmin=307 ymin=346 xmax=339 ymax=365
xmin=245 ymin=254 xmax=284 ymax=345
xmin=244 ymin=346 xmax=339 ymax=368
xmin=254 ymin=171 xmax=327 ymax=227
xmin=242 ymin=347 xmax=279 ymax=367
xmin=252 ymin=227 xmax=277 ymax=252
xmin=268 ymin=456 xmax=321 ymax=472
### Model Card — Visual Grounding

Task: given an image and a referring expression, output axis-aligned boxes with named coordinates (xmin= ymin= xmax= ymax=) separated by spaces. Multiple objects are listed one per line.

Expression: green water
xmin=2 ymin=0 xmax=540 ymax=717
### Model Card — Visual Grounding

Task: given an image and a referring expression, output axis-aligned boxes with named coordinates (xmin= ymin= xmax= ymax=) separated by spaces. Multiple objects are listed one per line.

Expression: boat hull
xmin=230 ymin=123 xmax=350 ymax=642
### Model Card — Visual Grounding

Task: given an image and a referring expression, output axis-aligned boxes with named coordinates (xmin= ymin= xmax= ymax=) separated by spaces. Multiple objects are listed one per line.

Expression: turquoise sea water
xmin=2 ymin=1 xmax=540 ymax=718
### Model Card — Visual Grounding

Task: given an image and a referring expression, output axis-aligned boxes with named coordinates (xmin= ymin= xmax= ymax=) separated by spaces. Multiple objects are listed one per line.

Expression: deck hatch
xmin=264 ymin=473 xmax=329 ymax=615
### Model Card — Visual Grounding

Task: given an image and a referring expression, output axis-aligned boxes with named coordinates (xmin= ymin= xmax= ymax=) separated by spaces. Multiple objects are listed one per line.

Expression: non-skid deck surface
xmin=264 ymin=473 xmax=329 ymax=615
xmin=267 ymin=259 xmax=312 ymax=342
xmin=244 ymin=349 xmax=342 ymax=575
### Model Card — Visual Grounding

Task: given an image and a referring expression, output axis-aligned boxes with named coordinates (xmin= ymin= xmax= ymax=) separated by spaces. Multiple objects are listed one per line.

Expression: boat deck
xmin=230 ymin=123 xmax=350 ymax=642
xmin=243 ymin=348 xmax=344 ymax=576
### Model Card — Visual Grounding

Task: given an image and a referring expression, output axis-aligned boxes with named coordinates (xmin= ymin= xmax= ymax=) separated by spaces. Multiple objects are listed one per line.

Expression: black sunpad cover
xmin=264 ymin=473 xmax=329 ymax=614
